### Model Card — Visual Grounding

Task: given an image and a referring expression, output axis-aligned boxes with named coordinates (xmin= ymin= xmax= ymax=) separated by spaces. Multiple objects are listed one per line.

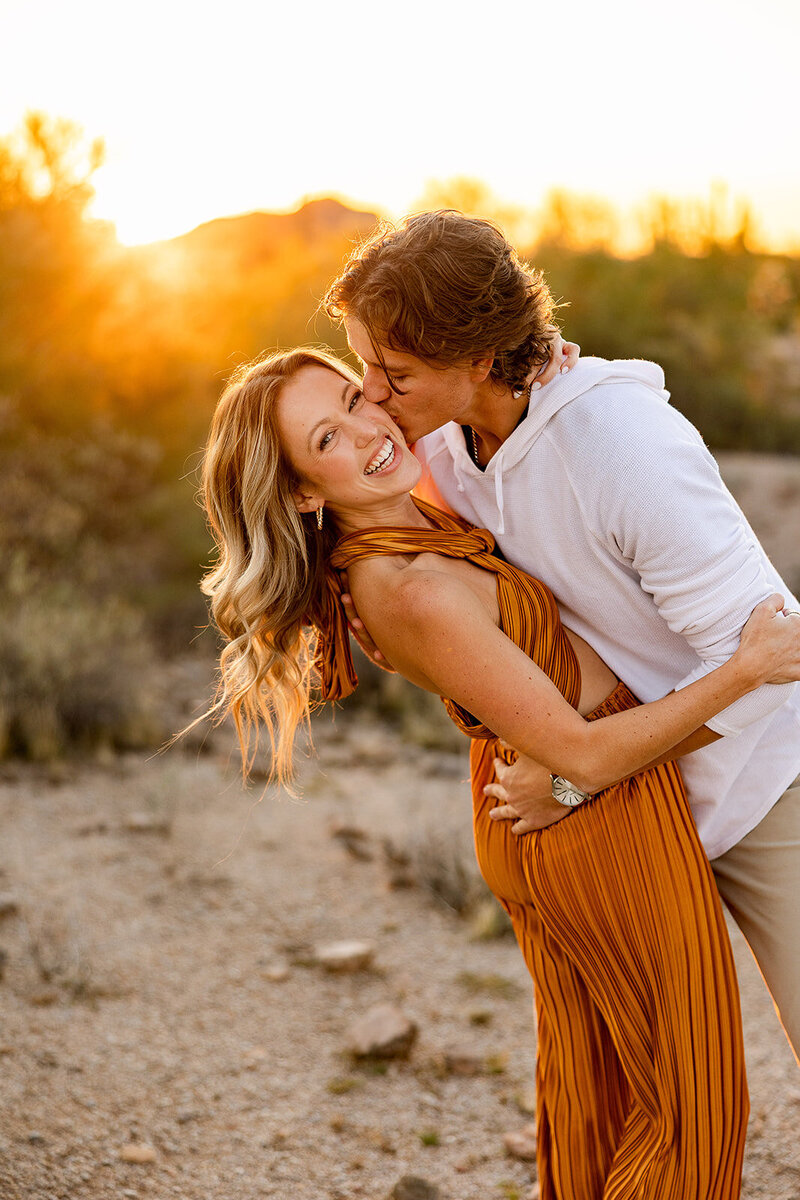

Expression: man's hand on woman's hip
xmin=485 ymin=748 xmax=573 ymax=834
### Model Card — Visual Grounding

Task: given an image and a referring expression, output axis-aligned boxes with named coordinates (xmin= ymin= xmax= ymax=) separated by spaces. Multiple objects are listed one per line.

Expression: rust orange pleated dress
xmin=324 ymin=499 xmax=748 ymax=1200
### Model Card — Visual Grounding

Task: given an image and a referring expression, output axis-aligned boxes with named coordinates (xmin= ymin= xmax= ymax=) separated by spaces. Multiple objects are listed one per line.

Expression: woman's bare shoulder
xmin=353 ymin=556 xmax=489 ymax=643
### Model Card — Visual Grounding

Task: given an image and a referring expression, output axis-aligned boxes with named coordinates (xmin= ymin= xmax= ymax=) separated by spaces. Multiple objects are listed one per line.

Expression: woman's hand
xmin=485 ymin=749 xmax=572 ymax=834
xmin=736 ymin=595 xmax=800 ymax=686
xmin=531 ymin=328 xmax=580 ymax=390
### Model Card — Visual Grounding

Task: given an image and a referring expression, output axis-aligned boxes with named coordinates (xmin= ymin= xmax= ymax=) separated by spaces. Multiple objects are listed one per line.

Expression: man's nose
xmin=362 ymin=365 xmax=392 ymax=404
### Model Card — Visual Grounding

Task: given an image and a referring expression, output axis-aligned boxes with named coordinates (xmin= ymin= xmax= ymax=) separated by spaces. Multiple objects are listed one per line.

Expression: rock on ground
xmin=347 ymin=1003 xmax=419 ymax=1060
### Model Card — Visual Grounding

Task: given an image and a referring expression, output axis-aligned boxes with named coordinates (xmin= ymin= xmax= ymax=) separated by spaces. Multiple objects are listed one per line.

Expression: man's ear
xmin=469 ymin=353 xmax=495 ymax=382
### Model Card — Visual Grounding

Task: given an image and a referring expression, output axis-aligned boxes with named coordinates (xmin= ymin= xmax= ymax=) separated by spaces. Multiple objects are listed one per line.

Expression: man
xmin=325 ymin=209 xmax=800 ymax=1061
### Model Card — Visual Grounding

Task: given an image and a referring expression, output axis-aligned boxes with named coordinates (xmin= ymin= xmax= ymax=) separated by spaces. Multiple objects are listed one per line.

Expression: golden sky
xmin=2 ymin=0 xmax=799 ymax=248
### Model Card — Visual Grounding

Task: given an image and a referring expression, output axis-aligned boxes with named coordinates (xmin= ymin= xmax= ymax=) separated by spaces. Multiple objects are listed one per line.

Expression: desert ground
xmin=1 ymin=451 xmax=799 ymax=1200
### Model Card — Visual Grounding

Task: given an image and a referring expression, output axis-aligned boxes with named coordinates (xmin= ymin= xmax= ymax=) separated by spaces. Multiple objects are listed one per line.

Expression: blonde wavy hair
xmin=201 ymin=347 xmax=361 ymax=784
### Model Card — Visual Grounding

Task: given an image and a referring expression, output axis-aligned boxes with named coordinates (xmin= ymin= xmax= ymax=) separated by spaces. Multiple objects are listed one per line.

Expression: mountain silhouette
xmin=136 ymin=197 xmax=380 ymax=271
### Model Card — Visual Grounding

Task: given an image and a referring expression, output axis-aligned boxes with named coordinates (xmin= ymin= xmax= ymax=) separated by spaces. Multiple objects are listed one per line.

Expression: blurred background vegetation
xmin=2 ymin=115 xmax=800 ymax=762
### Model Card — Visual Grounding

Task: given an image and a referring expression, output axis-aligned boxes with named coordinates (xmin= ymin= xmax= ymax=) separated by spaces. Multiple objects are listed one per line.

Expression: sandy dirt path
xmin=1 ymin=714 xmax=799 ymax=1200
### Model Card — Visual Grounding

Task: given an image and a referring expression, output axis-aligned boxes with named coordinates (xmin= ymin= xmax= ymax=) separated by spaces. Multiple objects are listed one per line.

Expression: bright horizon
xmin=2 ymin=0 xmax=799 ymax=251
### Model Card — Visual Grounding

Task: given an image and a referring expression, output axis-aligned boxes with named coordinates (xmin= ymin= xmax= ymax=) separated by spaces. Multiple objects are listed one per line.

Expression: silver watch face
xmin=551 ymin=775 xmax=589 ymax=808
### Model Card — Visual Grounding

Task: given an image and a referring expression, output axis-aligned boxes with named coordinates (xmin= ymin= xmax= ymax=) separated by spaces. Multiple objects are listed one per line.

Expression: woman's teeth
xmin=364 ymin=438 xmax=395 ymax=475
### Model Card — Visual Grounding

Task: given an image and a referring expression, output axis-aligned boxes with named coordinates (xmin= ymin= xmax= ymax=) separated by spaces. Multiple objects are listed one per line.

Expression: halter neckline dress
xmin=321 ymin=498 xmax=747 ymax=1200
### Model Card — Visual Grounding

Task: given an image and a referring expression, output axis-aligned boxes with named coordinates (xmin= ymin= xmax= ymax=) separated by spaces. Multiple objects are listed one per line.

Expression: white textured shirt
xmin=415 ymin=357 xmax=800 ymax=858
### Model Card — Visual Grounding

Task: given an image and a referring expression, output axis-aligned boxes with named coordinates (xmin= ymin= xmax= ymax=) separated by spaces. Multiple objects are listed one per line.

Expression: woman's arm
xmin=362 ymin=569 xmax=799 ymax=793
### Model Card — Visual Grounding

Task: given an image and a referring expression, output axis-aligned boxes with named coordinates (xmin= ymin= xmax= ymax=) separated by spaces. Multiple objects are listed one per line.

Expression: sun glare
xmin=4 ymin=0 xmax=798 ymax=250
xmin=89 ymin=172 xmax=224 ymax=247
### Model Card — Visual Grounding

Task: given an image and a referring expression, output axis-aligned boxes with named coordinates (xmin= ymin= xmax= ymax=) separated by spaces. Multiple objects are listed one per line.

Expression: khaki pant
xmin=711 ymin=779 xmax=800 ymax=1066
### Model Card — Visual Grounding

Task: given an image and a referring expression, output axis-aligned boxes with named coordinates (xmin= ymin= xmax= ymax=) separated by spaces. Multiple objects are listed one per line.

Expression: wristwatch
xmin=550 ymin=774 xmax=592 ymax=808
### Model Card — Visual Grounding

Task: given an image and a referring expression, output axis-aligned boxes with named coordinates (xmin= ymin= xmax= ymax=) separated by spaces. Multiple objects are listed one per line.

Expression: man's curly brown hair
xmin=324 ymin=210 xmax=557 ymax=393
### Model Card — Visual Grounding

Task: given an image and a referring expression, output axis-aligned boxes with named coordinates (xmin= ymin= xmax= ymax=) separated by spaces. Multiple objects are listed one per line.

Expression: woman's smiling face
xmin=276 ymin=363 xmax=421 ymax=520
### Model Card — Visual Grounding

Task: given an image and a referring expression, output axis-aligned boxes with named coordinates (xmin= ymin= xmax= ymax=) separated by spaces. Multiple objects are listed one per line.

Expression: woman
xmin=201 ymin=347 xmax=800 ymax=1200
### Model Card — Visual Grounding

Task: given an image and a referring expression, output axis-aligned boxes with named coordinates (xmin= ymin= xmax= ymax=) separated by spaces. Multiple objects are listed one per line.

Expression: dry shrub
xmin=0 ymin=582 xmax=162 ymax=760
xmin=0 ymin=400 xmax=179 ymax=761
xmin=385 ymin=819 xmax=484 ymax=915
xmin=22 ymin=907 xmax=123 ymax=1003
xmin=382 ymin=812 xmax=512 ymax=935
xmin=337 ymin=647 xmax=465 ymax=753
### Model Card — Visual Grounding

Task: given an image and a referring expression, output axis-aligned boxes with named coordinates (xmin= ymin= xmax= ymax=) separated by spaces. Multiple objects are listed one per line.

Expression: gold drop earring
xmin=316 ymin=505 xmax=324 ymax=530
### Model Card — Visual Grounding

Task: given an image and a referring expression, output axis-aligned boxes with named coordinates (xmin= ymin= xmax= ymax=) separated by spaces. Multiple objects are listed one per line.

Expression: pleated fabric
xmin=327 ymin=499 xmax=748 ymax=1199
